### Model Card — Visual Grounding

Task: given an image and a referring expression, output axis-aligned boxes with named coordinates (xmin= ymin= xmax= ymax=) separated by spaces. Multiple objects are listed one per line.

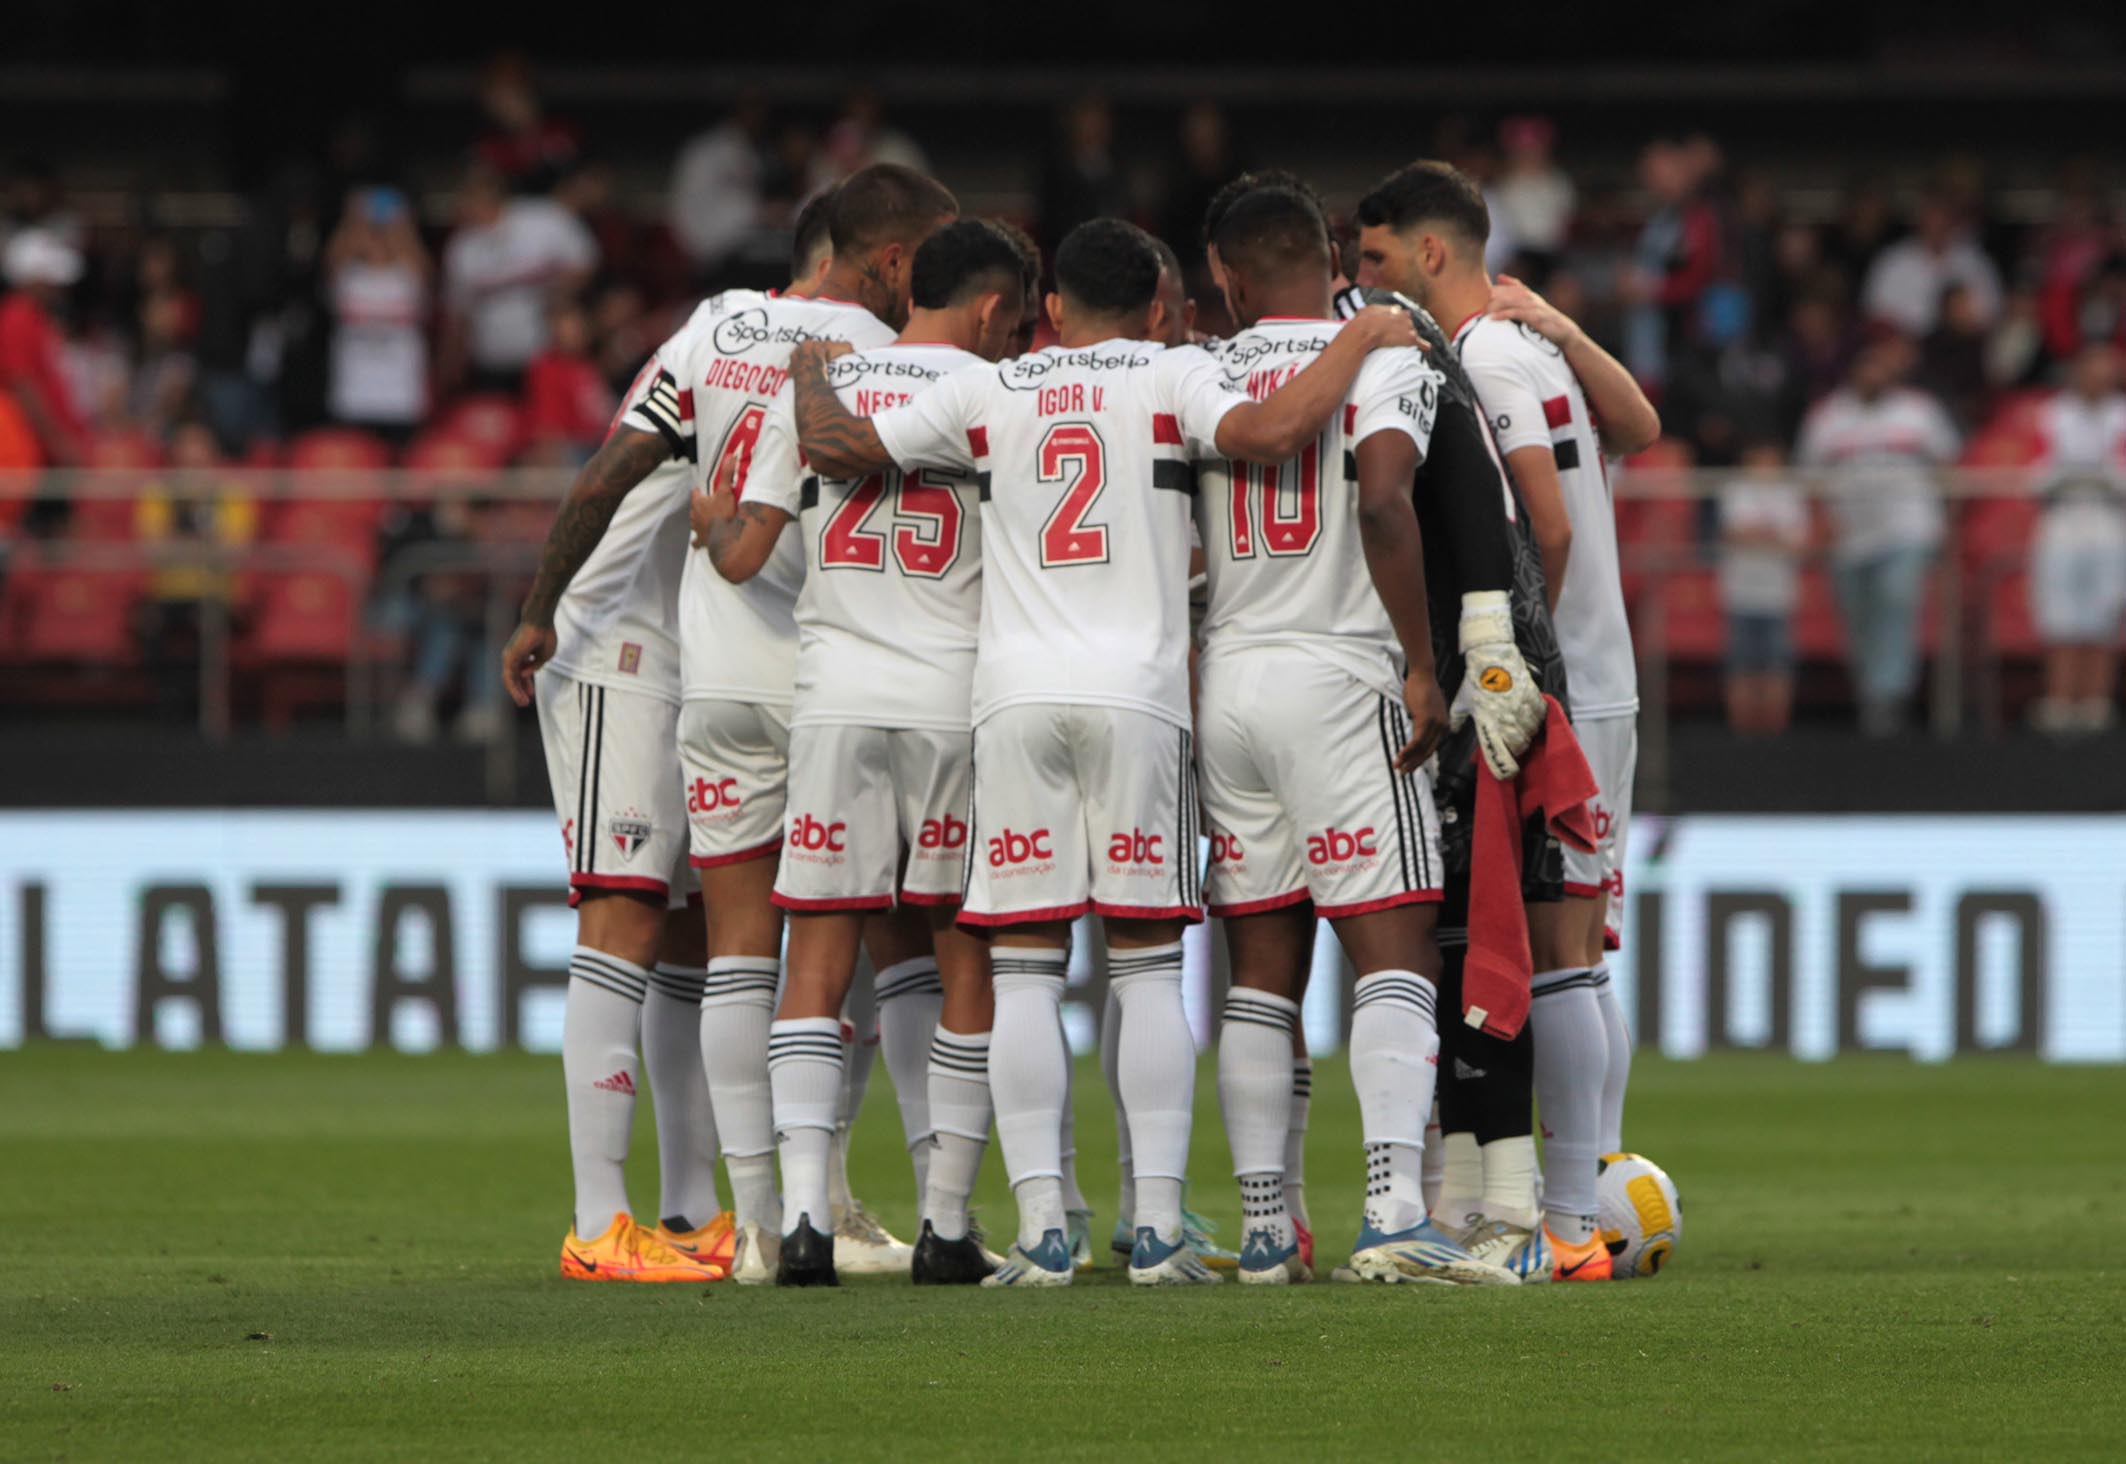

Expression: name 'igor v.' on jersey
xmin=1196 ymin=318 xmax=1439 ymax=697
xmin=871 ymin=340 xmax=1249 ymax=730
xmin=624 ymin=294 xmax=896 ymax=705
xmin=744 ymin=342 xmax=987 ymax=732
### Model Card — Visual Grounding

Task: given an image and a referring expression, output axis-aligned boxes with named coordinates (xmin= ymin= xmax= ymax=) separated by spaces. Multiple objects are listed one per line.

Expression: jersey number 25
xmin=819 ymin=469 xmax=965 ymax=579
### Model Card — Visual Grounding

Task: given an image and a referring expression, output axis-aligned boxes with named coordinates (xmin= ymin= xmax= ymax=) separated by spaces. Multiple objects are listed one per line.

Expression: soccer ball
xmin=1597 ymin=1152 xmax=1681 ymax=1278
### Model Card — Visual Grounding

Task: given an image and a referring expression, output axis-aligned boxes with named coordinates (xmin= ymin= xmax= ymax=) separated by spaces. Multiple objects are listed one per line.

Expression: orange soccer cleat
xmin=658 ymin=1211 xmax=737 ymax=1276
xmin=1547 ymin=1227 xmax=1615 ymax=1282
xmin=560 ymin=1212 xmax=726 ymax=1283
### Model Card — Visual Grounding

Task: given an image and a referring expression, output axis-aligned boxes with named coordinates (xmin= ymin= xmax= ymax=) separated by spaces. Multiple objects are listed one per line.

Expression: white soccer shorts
xmin=961 ymin=703 xmax=1201 ymax=928
xmin=1561 ymin=711 xmax=1636 ymax=938
xmin=1197 ymin=650 xmax=1443 ymax=920
xmin=772 ymin=723 xmax=973 ymax=912
xmin=534 ymin=671 xmax=689 ymax=906
xmin=677 ymin=697 xmax=791 ymax=870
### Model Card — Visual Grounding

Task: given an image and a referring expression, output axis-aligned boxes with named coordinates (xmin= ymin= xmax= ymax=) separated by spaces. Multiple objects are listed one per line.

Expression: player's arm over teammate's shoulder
xmin=1486 ymin=274 xmax=1660 ymax=455
xmin=1352 ymin=347 xmax=1449 ymax=768
xmin=1202 ymin=304 xmax=1425 ymax=463
xmin=702 ymin=392 xmax=799 ymax=584
xmin=840 ymin=359 xmax=986 ymax=479
xmin=500 ymin=422 xmax=675 ymax=706
xmin=786 ymin=338 xmax=900 ymax=480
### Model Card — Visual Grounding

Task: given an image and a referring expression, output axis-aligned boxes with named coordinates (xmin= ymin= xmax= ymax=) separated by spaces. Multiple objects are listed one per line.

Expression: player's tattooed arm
xmin=1354 ymin=430 xmax=1447 ymax=771
xmin=499 ymin=425 xmax=669 ymax=707
xmin=703 ymin=498 xmax=793 ymax=584
xmin=789 ymin=340 xmax=892 ymax=481
xmin=1215 ymin=305 xmax=1423 ymax=463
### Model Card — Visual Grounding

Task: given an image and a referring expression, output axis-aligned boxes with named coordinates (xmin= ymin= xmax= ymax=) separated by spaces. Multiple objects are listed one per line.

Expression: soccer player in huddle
xmin=789 ymin=217 xmax=1421 ymax=1285
xmin=504 ymin=163 xmax=958 ymax=1282
xmin=701 ymin=218 xmax=1040 ymax=1284
xmin=1356 ymin=160 xmax=1659 ymax=1280
xmin=1194 ymin=185 xmax=1516 ymax=1286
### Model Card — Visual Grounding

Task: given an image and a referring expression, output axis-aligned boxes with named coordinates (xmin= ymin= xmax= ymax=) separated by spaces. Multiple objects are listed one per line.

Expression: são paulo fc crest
xmin=609 ymin=809 xmax=653 ymax=859
xmin=618 ymin=642 xmax=642 ymax=674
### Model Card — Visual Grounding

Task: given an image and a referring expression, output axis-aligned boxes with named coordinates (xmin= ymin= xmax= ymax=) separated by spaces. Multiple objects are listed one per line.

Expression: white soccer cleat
xmin=1236 ymin=1226 xmax=1311 ymax=1286
xmin=831 ymin=1201 xmax=915 ymax=1275
xmin=1464 ymin=1218 xmax=1553 ymax=1283
xmin=730 ymin=1221 xmax=780 ymax=1286
xmin=1127 ymin=1226 xmax=1224 ymax=1286
xmin=980 ymin=1229 xmax=1075 ymax=1288
xmin=1347 ymin=1216 xmax=1519 ymax=1287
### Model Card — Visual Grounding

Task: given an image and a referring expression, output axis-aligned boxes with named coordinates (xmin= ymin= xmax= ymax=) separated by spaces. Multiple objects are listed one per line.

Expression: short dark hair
xmin=1148 ymin=235 xmax=1183 ymax=282
xmin=990 ymin=217 xmax=1044 ymax=298
xmin=1054 ymin=218 xmax=1162 ymax=316
xmin=910 ymin=219 xmax=1032 ymax=311
xmin=827 ymin=162 xmax=958 ymax=255
xmin=1201 ymin=168 xmax=1328 ymax=253
xmin=1211 ymin=185 xmax=1330 ymax=283
xmin=1355 ymin=160 xmax=1490 ymax=248
xmin=789 ymin=188 xmax=835 ymax=280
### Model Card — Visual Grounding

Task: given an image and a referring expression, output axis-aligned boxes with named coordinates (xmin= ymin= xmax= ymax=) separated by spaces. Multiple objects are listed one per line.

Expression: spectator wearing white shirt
xmin=2029 ymin=343 xmax=2126 ymax=733
xmin=1796 ymin=332 xmax=1960 ymax=734
xmin=668 ymin=95 xmax=769 ymax=285
xmin=1492 ymin=115 xmax=1574 ymax=284
xmin=324 ymin=187 xmax=430 ymax=444
xmin=1719 ymin=440 xmax=1812 ymax=735
xmin=1861 ymin=195 xmax=2002 ymax=337
xmin=439 ymin=165 xmax=597 ymax=395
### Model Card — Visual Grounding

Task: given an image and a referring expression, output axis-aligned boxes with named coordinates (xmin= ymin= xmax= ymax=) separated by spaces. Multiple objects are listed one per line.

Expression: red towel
xmin=1462 ymin=696 xmax=1600 ymax=1040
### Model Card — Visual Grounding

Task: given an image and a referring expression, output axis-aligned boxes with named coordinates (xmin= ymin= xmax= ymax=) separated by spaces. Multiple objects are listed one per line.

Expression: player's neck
xmin=1430 ymin=269 xmax=1494 ymax=337
xmin=1242 ymin=285 xmax=1333 ymax=325
xmin=897 ymin=308 xmax=968 ymax=352
xmin=815 ymin=261 xmax=877 ymax=313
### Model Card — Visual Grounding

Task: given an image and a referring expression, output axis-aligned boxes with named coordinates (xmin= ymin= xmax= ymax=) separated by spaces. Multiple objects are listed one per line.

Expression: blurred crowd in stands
xmin=4 ymin=54 xmax=2126 ymax=739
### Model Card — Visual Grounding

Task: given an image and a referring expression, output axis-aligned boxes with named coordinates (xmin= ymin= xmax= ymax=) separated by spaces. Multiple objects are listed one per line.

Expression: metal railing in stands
xmin=1 ymin=466 xmax=2101 ymax=806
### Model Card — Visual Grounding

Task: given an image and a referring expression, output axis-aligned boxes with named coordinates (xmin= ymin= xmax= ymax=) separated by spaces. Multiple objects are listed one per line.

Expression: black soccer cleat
xmin=910 ymin=1219 xmax=997 ymax=1286
xmin=775 ymin=1213 xmax=840 ymax=1288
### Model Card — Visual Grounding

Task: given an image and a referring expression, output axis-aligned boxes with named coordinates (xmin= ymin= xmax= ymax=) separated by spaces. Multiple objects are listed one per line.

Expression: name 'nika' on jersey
xmin=1454 ymin=313 xmax=1638 ymax=719
xmin=623 ymin=294 xmax=897 ymax=706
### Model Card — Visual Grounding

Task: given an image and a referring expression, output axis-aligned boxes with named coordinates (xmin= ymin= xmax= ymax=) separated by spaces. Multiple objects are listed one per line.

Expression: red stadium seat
xmin=1985 ymin=567 xmax=2040 ymax=659
xmin=86 ymin=430 xmax=164 ymax=469
xmin=4 ymin=564 xmax=142 ymax=664
xmin=246 ymin=571 xmax=358 ymax=662
xmin=68 ymin=494 xmax=139 ymax=542
xmin=1656 ymin=566 xmax=1727 ymax=663
xmin=285 ymin=428 xmax=392 ymax=471
xmin=1794 ymin=567 xmax=1846 ymax=661
xmin=403 ymin=432 xmax=507 ymax=473
xmin=267 ymin=498 xmax=383 ymax=564
xmin=434 ymin=395 xmax=524 ymax=461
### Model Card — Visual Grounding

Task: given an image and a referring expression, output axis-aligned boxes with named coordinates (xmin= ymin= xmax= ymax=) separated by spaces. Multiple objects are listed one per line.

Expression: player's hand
xmin=1487 ymin=275 xmax=1582 ymax=348
xmin=1347 ymin=303 xmax=1425 ymax=354
xmin=789 ymin=338 xmax=855 ymax=377
xmin=1396 ymin=668 xmax=1450 ymax=773
xmin=690 ymin=445 xmax=743 ymax=549
xmin=1449 ymin=590 xmax=1544 ymax=780
xmin=500 ymin=621 xmax=557 ymax=709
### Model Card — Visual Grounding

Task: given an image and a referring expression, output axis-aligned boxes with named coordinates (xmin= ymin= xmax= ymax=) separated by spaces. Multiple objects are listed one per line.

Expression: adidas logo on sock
xmin=593 ymin=1070 xmax=636 ymax=1095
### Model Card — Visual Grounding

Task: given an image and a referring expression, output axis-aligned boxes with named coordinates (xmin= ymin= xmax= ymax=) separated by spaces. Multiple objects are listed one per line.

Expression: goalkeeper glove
xmin=1451 ymin=590 xmax=1544 ymax=780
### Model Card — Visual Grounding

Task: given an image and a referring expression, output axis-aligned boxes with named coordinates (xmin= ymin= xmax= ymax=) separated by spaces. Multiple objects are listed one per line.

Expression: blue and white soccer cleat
xmin=1347 ymin=1216 xmax=1520 ymax=1286
xmin=1236 ymin=1226 xmax=1311 ymax=1286
xmin=979 ymin=1228 xmax=1075 ymax=1288
xmin=1182 ymin=1202 xmax=1240 ymax=1272
xmin=1464 ymin=1218 xmax=1554 ymax=1283
xmin=1128 ymin=1226 xmax=1225 ymax=1286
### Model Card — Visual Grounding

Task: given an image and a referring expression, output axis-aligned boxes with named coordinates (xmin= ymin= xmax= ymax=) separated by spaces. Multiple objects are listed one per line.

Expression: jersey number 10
xmin=1227 ymin=438 xmax=1324 ymax=558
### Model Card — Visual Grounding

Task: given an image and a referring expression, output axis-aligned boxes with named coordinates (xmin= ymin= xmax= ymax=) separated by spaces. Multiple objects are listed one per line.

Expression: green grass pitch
xmin=4 ymin=1047 xmax=2122 ymax=1461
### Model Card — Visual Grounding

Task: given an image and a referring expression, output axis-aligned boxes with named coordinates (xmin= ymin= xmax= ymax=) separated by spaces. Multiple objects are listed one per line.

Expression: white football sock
xmin=1592 ymin=964 xmax=1632 ymax=1155
xmin=1109 ymin=944 xmax=1194 ymax=1243
xmin=1058 ymin=1050 xmax=1088 ymax=1214
xmin=701 ymin=956 xmax=780 ymax=1231
xmin=1101 ymin=982 xmax=1134 ymax=1228
xmin=1530 ymin=968 xmax=1605 ymax=1244
xmin=1219 ymin=987 xmax=1297 ymax=1247
xmin=990 ymin=947 xmax=1069 ymax=1249
xmin=768 ymin=1017 xmax=844 ymax=1237
xmin=923 ymin=1028 xmax=991 ymax=1242
xmin=1421 ymin=1101 xmax=1445 ymax=1215
xmin=1480 ymin=1134 xmax=1540 ymax=1231
xmin=1286 ymin=1055 xmax=1313 ymax=1229
xmin=644 ymin=963 xmax=720 ymax=1230
xmin=876 ymin=957 xmax=943 ymax=1211
xmin=562 ymin=947 xmax=646 ymax=1237
xmin=1350 ymin=969 xmax=1440 ymax=1235
xmin=1439 ymin=1131 xmax=1483 ymax=1230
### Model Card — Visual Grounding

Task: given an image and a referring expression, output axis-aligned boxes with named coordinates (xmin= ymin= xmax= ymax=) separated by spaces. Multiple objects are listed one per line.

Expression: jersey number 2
xmin=1227 ymin=439 xmax=1322 ymax=558
xmin=819 ymin=470 xmax=964 ymax=578
xmin=1038 ymin=423 xmax=1109 ymax=567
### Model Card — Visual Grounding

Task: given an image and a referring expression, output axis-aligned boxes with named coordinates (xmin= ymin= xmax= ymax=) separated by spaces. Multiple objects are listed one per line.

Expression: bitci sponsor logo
xmin=1306 ymin=826 xmax=1378 ymax=867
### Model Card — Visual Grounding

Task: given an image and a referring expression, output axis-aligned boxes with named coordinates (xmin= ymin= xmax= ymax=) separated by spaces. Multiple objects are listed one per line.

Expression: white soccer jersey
xmin=2037 ymin=392 xmax=2126 ymax=477
xmin=747 ymin=342 xmax=987 ymax=732
xmin=1196 ymin=318 xmax=1439 ymax=698
xmin=545 ymin=291 xmax=762 ymax=699
xmin=872 ymin=339 xmax=1249 ymax=730
xmin=624 ymin=294 xmax=896 ymax=705
xmin=1455 ymin=313 xmax=1638 ymax=719
xmin=1794 ymin=386 xmax=1956 ymax=565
